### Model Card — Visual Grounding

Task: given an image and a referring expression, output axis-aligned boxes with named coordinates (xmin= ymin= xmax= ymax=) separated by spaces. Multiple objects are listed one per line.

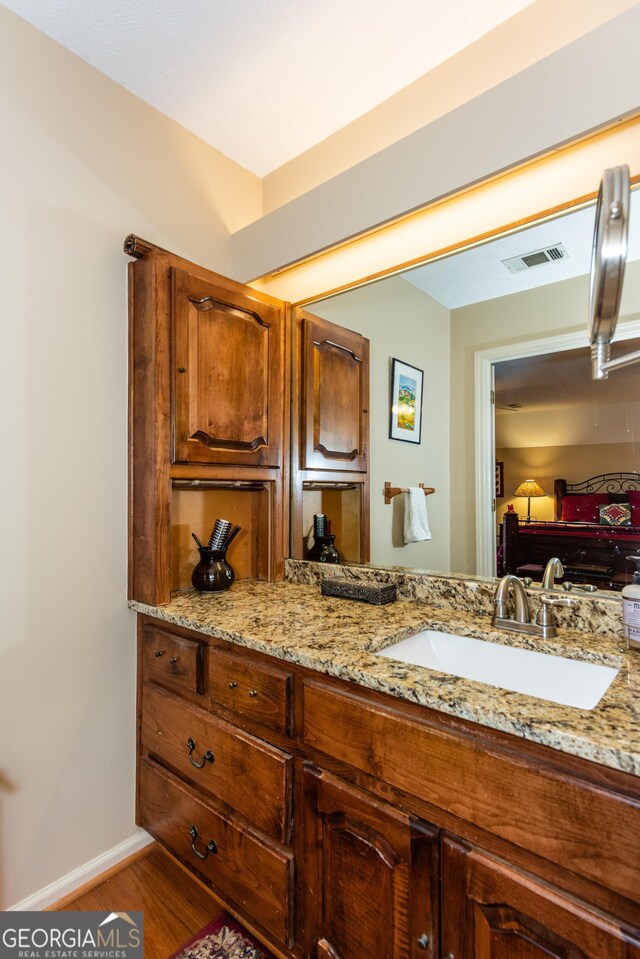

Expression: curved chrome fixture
xmin=542 ymin=557 xmax=564 ymax=590
xmin=492 ymin=574 xmax=530 ymax=624
xmin=589 ymin=165 xmax=640 ymax=379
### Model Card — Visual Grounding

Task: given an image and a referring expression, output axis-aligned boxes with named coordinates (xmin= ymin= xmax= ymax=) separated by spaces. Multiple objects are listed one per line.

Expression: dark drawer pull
xmin=417 ymin=933 xmax=430 ymax=950
xmin=154 ymin=650 xmax=165 ymax=657
xmin=169 ymin=656 xmax=178 ymax=664
xmin=249 ymin=689 xmax=258 ymax=698
xmin=228 ymin=681 xmax=237 ymax=689
xmin=189 ymin=824 xmax=217 ymax=860
xmin=187 ymin=737 xmax=214 ymax=769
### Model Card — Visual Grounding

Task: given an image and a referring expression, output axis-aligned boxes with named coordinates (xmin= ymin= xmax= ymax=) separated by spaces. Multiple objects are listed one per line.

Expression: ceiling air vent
xmin=501 ymin=243 xmax=569 ymax=274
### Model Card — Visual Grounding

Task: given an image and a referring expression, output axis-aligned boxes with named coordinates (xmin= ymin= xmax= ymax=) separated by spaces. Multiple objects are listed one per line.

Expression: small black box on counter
xmin=320 ymin=578 xmax=397 ymax=605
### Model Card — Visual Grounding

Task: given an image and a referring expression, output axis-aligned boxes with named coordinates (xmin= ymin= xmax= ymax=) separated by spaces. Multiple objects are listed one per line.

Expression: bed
xmin=499 ymin=472 xmax=640 ymax=590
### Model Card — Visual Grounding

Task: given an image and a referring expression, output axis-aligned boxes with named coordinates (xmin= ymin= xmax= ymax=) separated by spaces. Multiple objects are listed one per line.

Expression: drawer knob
xmin=169 ymin=657 xmax=178 ymax=664
xmin=189 ymin=824 xmax=217 ymax=860
xmin=154 ymin=650 xmax=165 ymax=657
xmin=187 ymin=737 xmax=215 ymax=769
xmin=228 ymin=681 xmax=237 ymax=689
xmin=249 ymin=689 xmax=258 ymax=698
xmin=417 ymin=933 xmax=430 ymax=950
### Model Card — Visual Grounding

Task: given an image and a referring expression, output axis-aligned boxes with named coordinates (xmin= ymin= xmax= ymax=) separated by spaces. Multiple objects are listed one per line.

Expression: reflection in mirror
xmin=305 ymin=186 xmax=640 ymax=587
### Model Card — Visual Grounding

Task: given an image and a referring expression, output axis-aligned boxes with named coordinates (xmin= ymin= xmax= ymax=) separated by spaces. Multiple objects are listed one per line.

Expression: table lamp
xmin=513 ymin=479 xmax=545 ymax=523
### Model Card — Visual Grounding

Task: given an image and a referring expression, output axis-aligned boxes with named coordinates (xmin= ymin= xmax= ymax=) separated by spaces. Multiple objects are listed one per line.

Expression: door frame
xmin=474 ymin=318 xmax=640 ymax=578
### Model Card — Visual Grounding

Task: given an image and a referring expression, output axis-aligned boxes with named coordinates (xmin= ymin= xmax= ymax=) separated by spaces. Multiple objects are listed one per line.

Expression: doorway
xmin=474 ymin=321 xmax=640 ymax=577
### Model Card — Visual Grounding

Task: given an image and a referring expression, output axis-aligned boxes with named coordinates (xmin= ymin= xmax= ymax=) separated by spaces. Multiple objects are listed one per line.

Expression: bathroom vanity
xmin=131 ymin=578 xmax=640 ymax=959
xmin=127 ymin=236 xmax=640 ymax=957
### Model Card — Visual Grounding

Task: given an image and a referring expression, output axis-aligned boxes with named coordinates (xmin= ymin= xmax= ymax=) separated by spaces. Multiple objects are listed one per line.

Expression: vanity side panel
xmin=128 ymin=252 xmax=172 ymax=605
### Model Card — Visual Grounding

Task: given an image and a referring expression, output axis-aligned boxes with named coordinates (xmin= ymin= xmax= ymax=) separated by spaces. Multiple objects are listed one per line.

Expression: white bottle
xmin=622 ymin=556 xmax=640 ymax=650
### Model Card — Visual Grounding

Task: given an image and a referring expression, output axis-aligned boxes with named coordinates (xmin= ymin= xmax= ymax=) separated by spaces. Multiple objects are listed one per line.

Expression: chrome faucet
xmin=492 ymin=574 xmax=578 ymax=638
xmin=542 ymin=557 xmax=564 ymax=589
xmin=492 ymin=574 xmax=530 ymax=624
xmin=543 ymin=556 xmax=598 ymax=592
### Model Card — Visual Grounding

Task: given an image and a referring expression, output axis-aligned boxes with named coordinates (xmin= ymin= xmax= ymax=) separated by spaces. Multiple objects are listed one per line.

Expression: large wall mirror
xmin=301 ymin=185 xmax=640 ymax=586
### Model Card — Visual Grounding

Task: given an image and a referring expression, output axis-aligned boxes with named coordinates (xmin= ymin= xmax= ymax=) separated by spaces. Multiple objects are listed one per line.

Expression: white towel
xmin=403 ymin=487 xmax=432 ymax=544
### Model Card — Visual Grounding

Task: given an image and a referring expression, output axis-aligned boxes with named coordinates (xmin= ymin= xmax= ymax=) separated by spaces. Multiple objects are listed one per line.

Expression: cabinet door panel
xmin=302 ymin=765 xmax=438 ymax=959
xmin=173 ymin=268 xmax=284 ymax=467
xmin=301 ymin=313 xmax=369 ymax=471
xmin=442 ymin=836 xmax=640 ymax=959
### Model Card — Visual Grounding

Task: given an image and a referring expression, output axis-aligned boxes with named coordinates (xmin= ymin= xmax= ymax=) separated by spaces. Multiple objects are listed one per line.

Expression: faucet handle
xmin=540 ymin=595 xmax=579 ymax=608
xmin=562 ymin=581 xmax=598 ymax=593
xmin=536 ymin=594 xmax=578 ymax=628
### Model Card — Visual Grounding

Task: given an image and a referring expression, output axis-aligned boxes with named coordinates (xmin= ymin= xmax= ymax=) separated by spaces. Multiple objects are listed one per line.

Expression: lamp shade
xmin=514 ymin=479 xmax=545 ymax=498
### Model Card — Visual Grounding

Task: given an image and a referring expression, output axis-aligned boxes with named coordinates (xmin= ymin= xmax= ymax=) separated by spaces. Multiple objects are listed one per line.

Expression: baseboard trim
xmin=8 ymin=830 xmax=153 ymax=911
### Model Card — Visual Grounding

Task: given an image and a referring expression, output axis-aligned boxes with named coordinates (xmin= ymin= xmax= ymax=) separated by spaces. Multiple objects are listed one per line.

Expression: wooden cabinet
xmin=301 ymin=678 xmax=640 ymax=906
xmin=135 ymin=614 xmax=640 ymax=959
xmin=139 ymin=757 xmax=293 ymax=945
xmin=141 ymin=683 xmax=292 ymax=842
xmin=137 ymin=619 xmax=295 ymax=950
xmin=291 ymin=309 xmax=370 ymax=563
xmin=441 ymin=837 xmax=640 ymax=959
xmin=126 ymin=236 xmax=289 ymax=605
xmin=302 ymin=765 xmax=439 ymax=959
xmin=172 ymin=267 xmax=285 ymax=468
xmin=298 ymin=312 xmax=369 ymax=473
xmin=141 ymin=624 xmax=204 ymax=694
xmin=207 ymin=645 xmax=293 ymax=736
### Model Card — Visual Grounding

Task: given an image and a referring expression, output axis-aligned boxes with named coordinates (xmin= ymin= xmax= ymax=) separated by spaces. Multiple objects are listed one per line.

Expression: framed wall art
xmin=389 ymin=358 xmax=423 ymax=444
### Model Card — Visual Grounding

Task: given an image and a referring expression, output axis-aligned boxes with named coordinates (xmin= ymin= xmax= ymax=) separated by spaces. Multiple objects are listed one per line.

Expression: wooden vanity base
xmin=136 ymin=613 xmax=640 ymax=958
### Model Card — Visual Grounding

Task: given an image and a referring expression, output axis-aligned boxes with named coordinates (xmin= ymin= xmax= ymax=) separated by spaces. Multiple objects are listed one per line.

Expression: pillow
xmin=628 ymin=490 xmax=640 ymax=526
xmin=561 ymin=493 xmax=608 ymax=524
xmin=599 ymin=502 xmax=631 ymax=526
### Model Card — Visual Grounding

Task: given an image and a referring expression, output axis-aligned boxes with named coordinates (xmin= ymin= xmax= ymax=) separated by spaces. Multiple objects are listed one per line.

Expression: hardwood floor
xmin=53 ymin=844 xmax=222 ymax=958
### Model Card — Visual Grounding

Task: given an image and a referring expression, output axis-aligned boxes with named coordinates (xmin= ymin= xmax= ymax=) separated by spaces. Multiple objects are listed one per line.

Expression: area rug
xmin=168 ymin=911 xmax=276 ymax=959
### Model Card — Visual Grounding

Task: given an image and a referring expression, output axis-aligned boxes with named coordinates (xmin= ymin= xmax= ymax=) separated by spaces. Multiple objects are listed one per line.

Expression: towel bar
xmin=383 ymin=482 xmax=435 ymax=505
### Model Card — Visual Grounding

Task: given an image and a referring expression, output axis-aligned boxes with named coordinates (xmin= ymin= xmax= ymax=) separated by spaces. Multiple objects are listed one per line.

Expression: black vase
xmin=308 ymin=534 xmax=340 ymax=563
xmin=191 ymin=547 xmax=235 ymax=592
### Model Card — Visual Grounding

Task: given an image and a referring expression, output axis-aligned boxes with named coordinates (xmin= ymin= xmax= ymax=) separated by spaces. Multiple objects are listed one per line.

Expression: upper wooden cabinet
xmin=298 ymin=311 xmax=369 ymax=472
xmin=126 ymin=236 xmax=288 ymax=604
xmin=172 ymin=267 xmax=285 ymax=468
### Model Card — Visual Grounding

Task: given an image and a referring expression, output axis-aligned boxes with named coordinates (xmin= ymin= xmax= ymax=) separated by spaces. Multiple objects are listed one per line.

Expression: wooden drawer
xmin=141 ymin=683 xmax=292 ymax=843
xmin=141 ymin=625 xmax=204 ymax=694
xmin=302 ymin=679 xmax=640 ymax=906
xmin=208 ymin=646 xmax=292 ymax=735
xmin=139 ymin=757 xmax=293 ymax=946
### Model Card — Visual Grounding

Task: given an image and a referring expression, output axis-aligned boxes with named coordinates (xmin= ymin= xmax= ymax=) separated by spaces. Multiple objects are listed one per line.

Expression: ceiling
xmin=404 ymin=188 xmax=640 ymax=308
xmin=1 ymin=0 xmax=535 ymax=176
xmin=494 ymin=340 xmax=640 ymax=448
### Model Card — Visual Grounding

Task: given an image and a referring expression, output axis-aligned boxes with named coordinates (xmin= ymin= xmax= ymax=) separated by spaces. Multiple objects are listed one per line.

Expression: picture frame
xmin=496 ymin=461 xmax=504 ymax=498
xmin=389 ymin=358 xmax=423 ymax=444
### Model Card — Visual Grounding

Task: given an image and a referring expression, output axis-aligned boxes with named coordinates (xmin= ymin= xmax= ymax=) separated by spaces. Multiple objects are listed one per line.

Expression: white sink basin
xmin=376 ymin=630 xmax=618 ymax=709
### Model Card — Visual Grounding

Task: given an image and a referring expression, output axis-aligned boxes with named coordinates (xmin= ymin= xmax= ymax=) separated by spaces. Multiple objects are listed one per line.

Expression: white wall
xmin=313 ymin=278 xmax=451 ymax=572
xmin=262 ymin=0 xmax=637 ymax=212
xmin=230 ymin=6 xmax=640 ymax=280
xmin=0 ymin=7 xmax=260 ymax=909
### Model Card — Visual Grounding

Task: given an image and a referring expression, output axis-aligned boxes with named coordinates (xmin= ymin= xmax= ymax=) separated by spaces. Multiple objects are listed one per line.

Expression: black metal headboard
xmin=554 ymin=473 xmax=640 ymax=519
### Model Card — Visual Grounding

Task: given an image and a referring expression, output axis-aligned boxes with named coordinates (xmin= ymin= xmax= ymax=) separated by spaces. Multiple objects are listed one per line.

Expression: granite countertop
xmin=129 ymin=580 xmax=640 ymax=778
